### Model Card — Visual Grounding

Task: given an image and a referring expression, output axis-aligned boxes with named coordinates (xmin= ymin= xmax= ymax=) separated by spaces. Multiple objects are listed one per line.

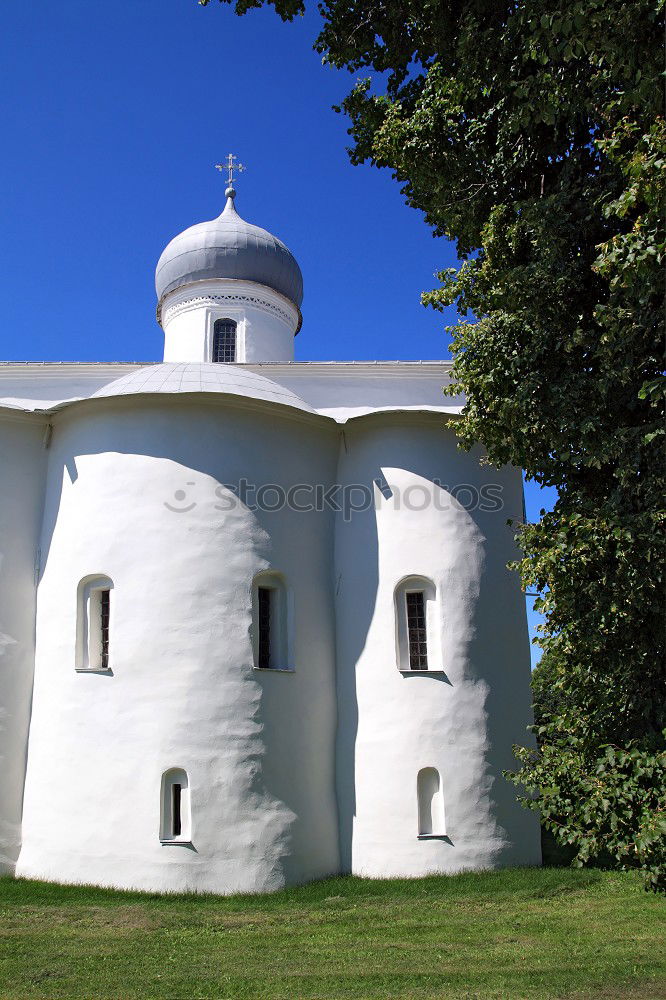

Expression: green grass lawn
xmin=0 ymin=868 xmax=663 ymax=999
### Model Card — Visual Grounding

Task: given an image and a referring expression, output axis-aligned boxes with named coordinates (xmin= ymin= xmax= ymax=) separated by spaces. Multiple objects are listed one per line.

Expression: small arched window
xmin=394 ymin=576 xmax=439 ymax=671
xmin=417 ymin=767 xmax=446 ymax=838
xmin=212 ymin=319 xmax=236 ymax=363
xmin=252 ymin=571 xmax=293 ymax=670
xmin=76 ymin=575 xmax=113 ymax=671
xmin=160 ymin=768 xmax=191 ymax=843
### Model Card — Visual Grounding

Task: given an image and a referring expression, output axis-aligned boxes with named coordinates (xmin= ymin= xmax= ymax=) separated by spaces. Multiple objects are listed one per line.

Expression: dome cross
xmin=215 ymin=153 xmax=246 ymax=187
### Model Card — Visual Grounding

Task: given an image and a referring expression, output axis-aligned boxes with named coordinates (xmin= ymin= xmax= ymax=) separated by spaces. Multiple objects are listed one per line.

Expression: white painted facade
xmin=0 ymin=189 xmax=540 ymax=893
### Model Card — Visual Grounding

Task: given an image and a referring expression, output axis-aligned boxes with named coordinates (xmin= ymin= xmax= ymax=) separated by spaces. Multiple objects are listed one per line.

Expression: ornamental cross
xmin=215 ymin=153 xmax=246 ymax=186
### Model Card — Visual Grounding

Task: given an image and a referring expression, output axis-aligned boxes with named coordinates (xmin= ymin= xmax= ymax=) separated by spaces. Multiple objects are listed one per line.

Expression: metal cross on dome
xmin=215 ymin=153 xmax=246 ymax=186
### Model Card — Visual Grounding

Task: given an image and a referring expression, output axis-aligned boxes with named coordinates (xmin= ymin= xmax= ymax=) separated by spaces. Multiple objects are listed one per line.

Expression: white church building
xmin=0 ymin=173 xmax=540 ymax=894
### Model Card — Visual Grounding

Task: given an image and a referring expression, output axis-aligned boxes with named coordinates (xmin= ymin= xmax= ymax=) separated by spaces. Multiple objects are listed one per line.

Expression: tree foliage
xmin=201 ymin=0 xmax=666 ymax=886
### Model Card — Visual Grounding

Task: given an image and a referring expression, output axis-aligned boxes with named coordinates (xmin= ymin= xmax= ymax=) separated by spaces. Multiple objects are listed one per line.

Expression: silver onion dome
xmin=155 ymin=188 xmax=303 ymax=311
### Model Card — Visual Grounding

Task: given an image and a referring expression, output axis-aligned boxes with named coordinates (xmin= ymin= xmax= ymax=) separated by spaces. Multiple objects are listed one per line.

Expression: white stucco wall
xmin=0 ymin=413 xmax=47 ymax=873
xmin=17 ymin=396 xmax=340 ymax=893
xmin=4 ymin=362 xmax=540 ymax=894
xmin=334 ymin=413 xmax=541 ymax=877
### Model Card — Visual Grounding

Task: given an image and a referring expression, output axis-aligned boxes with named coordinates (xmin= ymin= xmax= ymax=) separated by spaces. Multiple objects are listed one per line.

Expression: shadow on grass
xmin=540 ymin=826 xmax=578 ymax=868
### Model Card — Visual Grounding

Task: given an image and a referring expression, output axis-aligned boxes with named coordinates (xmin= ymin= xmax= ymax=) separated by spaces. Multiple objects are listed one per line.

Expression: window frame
xmin=405 ymin=590 xmax=428 ymax=670
xmin=417 ymin=766 xmax=446 ymax=839
xmin=160 ymin=768 xmax=192 ymax=845
xmin=211 ymin=317 xmax=237 ymax=363
xmin=257 ymin=585 xmax=273 ymax=669
xmin=251 ymin=571 xmax=294 ymax=672
xmin=394 ymin=576 xmax=442 ymax=673
xmin=75 ymin=575 xmax=114 ymax=672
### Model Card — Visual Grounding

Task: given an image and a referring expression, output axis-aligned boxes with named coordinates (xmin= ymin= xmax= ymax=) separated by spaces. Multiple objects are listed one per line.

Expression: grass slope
xmin=0 ymin=868 xmax=664 ymax=999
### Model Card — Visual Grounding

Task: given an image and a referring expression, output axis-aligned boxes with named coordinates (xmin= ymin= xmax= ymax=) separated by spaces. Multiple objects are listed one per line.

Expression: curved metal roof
xmin=91 ymin=363 xmax=316 ymax=414
xmin=155 ymin=191 xmax=303 ymax=309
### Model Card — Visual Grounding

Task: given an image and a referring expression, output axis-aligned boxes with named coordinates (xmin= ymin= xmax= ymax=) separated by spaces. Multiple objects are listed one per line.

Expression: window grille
xmin=258 ymin=587 xmax=272 ymax=668
xmin=406 ymin=591 xmax=428 ymax=669
xmin=100 ymin=589 xmax=110 ymax=670
xmin=212 ymin=319 xmax=236 ymax=362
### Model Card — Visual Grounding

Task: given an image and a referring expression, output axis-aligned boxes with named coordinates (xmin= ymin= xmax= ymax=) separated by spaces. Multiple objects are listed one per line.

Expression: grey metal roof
xmin=155 ymin=192 xmax=303 ymax=309
xmin=90 ymin=363 xmax=316 ymax=414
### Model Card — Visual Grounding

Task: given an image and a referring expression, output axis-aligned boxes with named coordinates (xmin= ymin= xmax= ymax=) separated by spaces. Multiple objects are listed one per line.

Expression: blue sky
xmin=0 ymin=0 xmax=553 ymax=665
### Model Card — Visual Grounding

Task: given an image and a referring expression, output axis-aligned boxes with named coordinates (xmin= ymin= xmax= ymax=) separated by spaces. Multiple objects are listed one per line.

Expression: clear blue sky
xmin=0 ymin=0 xmax=553 ymax=665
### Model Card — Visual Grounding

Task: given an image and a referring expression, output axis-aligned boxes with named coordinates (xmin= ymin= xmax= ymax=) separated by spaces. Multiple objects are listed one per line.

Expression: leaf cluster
xmin=512 ymin=736 xmax=666 ymax=891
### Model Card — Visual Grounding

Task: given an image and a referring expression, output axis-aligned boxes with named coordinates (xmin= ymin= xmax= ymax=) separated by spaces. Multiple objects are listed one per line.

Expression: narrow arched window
xmin=417 ymin=767 xmax=446 ymax=837
xmin=394 ymin=576 xmax=439 ymax=671
xmin=212 ymin=319 xmax=236 ymax=363
xmin=252 ymin=571 xmax=292 ymax=670
xmin=76 ymin=575 xmax=113 ymax=671
xmin=160 ymin=768 xmax=191 ymax=843
xmin=406 ymin=591 xmax=427 ymax=669
xmin=258 ymin=586 xmax=273 ymax=668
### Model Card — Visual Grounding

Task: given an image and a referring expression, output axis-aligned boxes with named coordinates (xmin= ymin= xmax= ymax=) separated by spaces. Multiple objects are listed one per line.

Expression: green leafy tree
xmin=201 ymin=0 xmax=666 ymax=886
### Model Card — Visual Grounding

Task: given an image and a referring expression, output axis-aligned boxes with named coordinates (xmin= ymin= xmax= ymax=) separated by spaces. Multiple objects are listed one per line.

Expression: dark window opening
xmin=258 ymin=586 xmax=272 ymax=668
xmin=100 ymin=589 xmax=110 ymax=670
xmin=172 ymin=784 xmax=182 ymax=838
xmin=213 ymin=319 xmax=237 ymax=363
xmin=406 ymin=591 xmax=428 ymax=670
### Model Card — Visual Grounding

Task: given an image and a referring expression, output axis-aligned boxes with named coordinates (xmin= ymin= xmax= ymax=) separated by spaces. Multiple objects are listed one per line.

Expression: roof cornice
xmin=0 ymin=362 xmax=150 ymax=379
xmin=0 ymin=360 xmax=454 ymax=380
